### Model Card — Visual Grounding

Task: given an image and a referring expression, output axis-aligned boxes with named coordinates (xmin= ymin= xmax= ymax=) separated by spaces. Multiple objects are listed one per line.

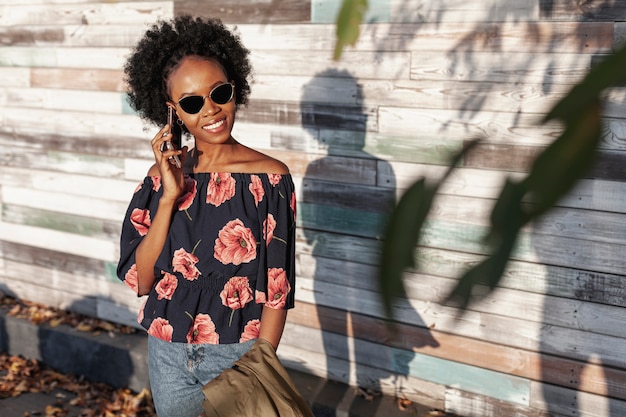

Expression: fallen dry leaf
xmin=0 ymin=294 xmax=155 ymax=416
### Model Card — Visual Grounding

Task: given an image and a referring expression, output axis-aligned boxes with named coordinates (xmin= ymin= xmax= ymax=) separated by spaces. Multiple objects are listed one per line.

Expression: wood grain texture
xmin=1 ymin=1 xmax=625 ymax=415
xmin=175 ymin=0 xmax=310 ymax=23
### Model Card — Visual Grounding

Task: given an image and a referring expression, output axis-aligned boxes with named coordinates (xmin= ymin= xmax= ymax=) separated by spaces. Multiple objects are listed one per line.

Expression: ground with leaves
xmin=0 ymin=295 xmax=156 ymax=417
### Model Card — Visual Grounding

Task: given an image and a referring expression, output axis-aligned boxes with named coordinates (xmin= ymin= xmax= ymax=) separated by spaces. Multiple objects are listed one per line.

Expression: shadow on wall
xmin=300 ymin=69 xmax=438 ymax=394
xmin=0 ymin=283 xmax=148 ymax=392
xmin=532 ymin=215 xmax=626 ymax=416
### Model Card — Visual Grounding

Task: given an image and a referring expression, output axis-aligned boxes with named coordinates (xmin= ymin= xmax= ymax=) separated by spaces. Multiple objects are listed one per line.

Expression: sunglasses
xmin=174 ymin=82 xmax=234 ymax=114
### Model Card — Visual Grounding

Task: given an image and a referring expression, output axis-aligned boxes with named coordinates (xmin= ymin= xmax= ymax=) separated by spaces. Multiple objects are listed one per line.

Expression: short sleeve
xmin=255 ymin=174 xmax=297 ymax=310
xmin=116 ymin=176 xmax=160 ymax=295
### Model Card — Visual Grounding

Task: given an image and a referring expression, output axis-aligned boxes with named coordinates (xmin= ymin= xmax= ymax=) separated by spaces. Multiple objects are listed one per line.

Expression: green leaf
xmin=333 ymin=0 xmax=368 ymax=60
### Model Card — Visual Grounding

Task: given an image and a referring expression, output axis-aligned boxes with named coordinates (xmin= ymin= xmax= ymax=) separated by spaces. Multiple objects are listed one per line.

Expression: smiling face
xmin=167 ymin=56 xmax=237 ymax=148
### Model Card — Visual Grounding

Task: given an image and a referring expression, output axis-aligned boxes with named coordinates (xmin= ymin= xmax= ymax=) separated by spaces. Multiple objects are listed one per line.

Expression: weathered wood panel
xmin=175 ymin=0 xmax=310 ymax=23
xmin=2 ymin=1 xmax=626 ymax=415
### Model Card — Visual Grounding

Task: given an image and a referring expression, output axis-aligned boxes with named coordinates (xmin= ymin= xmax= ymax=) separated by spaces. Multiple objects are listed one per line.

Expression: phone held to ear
xmin=162 ymin=106 xmax=182 ymax=168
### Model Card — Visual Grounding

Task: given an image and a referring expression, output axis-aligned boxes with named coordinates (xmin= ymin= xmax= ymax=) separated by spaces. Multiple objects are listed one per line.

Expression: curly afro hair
xmin=124 ymin=15 xmax=252 ymax=128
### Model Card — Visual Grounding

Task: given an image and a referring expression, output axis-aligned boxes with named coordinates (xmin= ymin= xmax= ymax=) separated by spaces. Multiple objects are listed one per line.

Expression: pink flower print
xmin=177 ymin=176 xmax=197 ymax=212
xmin=263 ymin=214 xmax=276 ymax=246
xmin=214 ymin=219 xmax=257 ymax=265
xmin=173 ymin=248 xmax=201 ymax=280
xmin=221 ymin=276 xmax=253 ymax=327
xmin=187 ymin=313 xmax=219 ymax=344
xmin=206 ymin=173 xmax=236 ymax=206
xmin=249 ymin=175 xmax=265 ymax=206
xmin=147 ymin=317 xmax=173 ymax=342
xmin=155 ymin=272 xmax=178 ymax=300
xmin=290 ymin=192 xmax=297 ymax=222
xmin=240 ymin=319 xmax=260 ymax=343
xmin=151 ymin=176 xmax=162 ymax=192
xmin=266 ymin=268 xmax=291 ymax=309
xmin=268 ymin=174 xmax=282 ymax=186
xmin=220 ymin=276 xmax=253 ymax=310
xmin=255 ymin=290 xmax=267 ymax=304
xmin=124 ymin=264 xmax=139 ymax=293
xmin=130 ymin=208 xmax=151 ymax=236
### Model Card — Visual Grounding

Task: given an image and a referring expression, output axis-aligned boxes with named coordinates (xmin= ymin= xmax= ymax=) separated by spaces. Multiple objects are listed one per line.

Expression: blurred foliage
xmin=334 ymin=0 xmax=626 ymax=317
xmin=380 ymin=41 xmax=626 ymax=316
xmin=333 ymin=0 xmax=368 ymax=60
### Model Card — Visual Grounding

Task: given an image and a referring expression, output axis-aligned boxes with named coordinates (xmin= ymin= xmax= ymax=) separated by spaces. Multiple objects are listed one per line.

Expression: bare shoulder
xmin=146 ymin=163 xmax=160 ymax=176
xmin=240 ymin=146 xmax=290 ymax=175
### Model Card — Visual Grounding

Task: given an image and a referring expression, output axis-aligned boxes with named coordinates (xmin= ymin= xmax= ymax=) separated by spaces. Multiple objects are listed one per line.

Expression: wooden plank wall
xmin=0 ymin=0 xmax=625 ymax=416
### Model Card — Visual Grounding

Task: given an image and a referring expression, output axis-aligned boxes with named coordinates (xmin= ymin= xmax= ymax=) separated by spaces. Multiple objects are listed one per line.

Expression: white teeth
xmin=204 ymin=119 xmax=225 ymax=130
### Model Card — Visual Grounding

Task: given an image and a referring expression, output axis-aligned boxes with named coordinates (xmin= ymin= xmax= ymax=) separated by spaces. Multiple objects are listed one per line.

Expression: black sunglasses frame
xmin=174 ymin=82 xmax=235 ymax=114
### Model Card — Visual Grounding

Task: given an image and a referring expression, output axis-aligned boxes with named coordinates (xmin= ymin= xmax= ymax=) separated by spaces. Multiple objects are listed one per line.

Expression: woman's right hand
xmin=150 ymin=124 xmax=187 ymax=203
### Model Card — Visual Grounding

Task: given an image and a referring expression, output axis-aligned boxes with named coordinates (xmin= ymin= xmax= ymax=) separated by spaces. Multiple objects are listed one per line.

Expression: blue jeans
xmin=147 ymin=335 xmax=255 ymax=417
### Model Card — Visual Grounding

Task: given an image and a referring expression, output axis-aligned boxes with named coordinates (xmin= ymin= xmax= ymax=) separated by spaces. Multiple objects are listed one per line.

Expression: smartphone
xmin=163 ymin=106 xmax=182 ymax=168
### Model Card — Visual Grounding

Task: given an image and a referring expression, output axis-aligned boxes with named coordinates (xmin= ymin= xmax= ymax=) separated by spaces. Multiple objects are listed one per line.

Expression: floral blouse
xmin=116 ymin=173 xmax=296 ymax=344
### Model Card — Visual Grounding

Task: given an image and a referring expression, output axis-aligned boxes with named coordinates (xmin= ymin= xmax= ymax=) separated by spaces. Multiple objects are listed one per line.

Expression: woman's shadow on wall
xmin=300 ymin=69 xmax=438 ymax=395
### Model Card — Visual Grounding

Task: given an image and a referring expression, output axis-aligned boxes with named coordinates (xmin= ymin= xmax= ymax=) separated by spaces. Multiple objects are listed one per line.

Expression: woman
xmin=116 ymin=15 xmax=296 ymax=417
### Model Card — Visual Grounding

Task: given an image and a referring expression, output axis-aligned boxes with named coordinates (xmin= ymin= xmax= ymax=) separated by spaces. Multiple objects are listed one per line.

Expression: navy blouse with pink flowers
xmin=116 ymin=173 xmax=296 ymax=344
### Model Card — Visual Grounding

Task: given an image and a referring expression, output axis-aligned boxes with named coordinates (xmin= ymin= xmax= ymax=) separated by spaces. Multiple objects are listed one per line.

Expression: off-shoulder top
xmin=116 ymin=173 xmax=297 ymax=344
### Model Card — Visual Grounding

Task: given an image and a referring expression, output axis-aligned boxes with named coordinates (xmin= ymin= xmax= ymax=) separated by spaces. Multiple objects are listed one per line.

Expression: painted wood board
xmin=311 ymin=0 xmax=390 ymax=23
xmin=267 ymin=149 xmax=379 ymax=186
xmin=176 ymin=0 xmax=309 ymax=23
xmin=383 ymin=161 xmax=626 ymax=214
xmin=299 ymin=178 xmax=395 ymax=212
xmin=410 ymin=51 xmax=594 ymax=84
xmin=376 ymin=106 xmax=555 ymax=144
xmin=0 ymin=165 xmax=139 ymax=202
xmin=0 ymin=24 xmax=146 ymax=48
xmin=425 ymin=193 xmax=626 ymax=246
xmin=0 ymin=274 xmax=99 ymax=318
xmin=0 ymin=221 xmax=118 ymax=262
xmin=0 ymin=107 xmax=154 ymax=144
xmin=239 ymin=99 xmax=376 ymax=132
xmin=1 ymin=183 xmax=129 ymax=221
xmin=2 ymin=204 xmax=121 ymax=240
xmin=542 ymin=0 xmax=626 ymax=21
xmin=250 ymin=49 xmax=410 ymax=79
xmin=0 ymin=2 xmax=172 ymax=26
xmin=282 ymin=322 xmax=531 ymax=405
xmin=0 ymin=240 xmax=109 ymax=281
xmin=0 ymin=87 xmax=126 ymax=114
xmin=364 ymin=79 xmax=567 ymax=115
xmin=0 ymin=130 xmax=154 ymax=162
xmin=445 ymin=388 xmax=552 ymax=417
xmin=0 ymin=147 xmax=126 ymax=180
xmin=296 ymin=228 xmax=382 ymax=266
xmin=0 ymin=46 xmax=130 ymax=69
xmin=530 ymin=380 xmax=626 ymax=417
xmin=0 ymin=67 xmax=30 ymax=87
xmin=277 ymin=342 xmax=446 ymax=409
xmin=31 ymin=68 xmax=125 ymax=91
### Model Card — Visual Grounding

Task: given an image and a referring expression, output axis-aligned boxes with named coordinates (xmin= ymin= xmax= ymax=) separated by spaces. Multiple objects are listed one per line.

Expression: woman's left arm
xmin=258 ymin=306 xmax=288 ymax=350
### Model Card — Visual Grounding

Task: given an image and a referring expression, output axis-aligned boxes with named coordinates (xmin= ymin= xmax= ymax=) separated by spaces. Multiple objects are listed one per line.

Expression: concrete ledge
xmin=0 ymin=309 xmax=149 ymax=393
